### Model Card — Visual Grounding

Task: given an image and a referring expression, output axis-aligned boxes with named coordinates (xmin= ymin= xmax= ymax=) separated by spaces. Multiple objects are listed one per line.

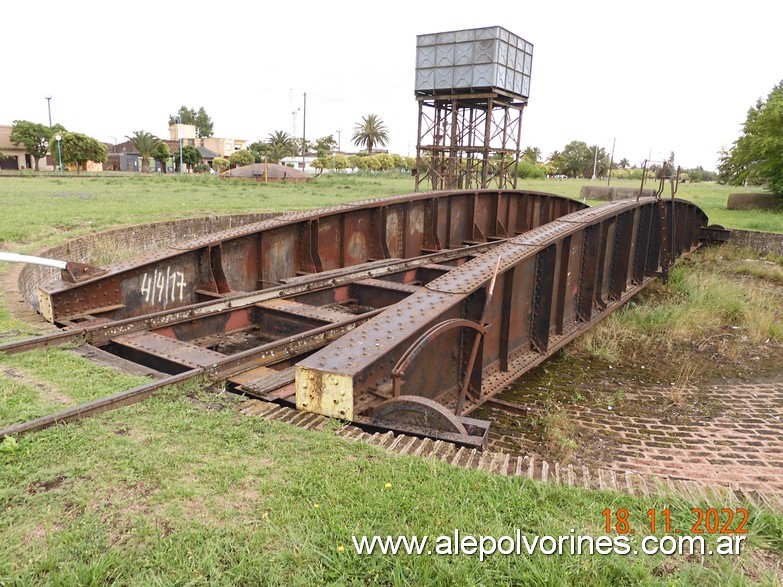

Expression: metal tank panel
xmin=415 ymin=26 xmax=533 ymax=98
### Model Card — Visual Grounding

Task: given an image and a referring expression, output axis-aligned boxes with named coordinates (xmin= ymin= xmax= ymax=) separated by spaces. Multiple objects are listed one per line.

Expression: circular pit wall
xmin=6 ymin=212 xmax=280 ymax=325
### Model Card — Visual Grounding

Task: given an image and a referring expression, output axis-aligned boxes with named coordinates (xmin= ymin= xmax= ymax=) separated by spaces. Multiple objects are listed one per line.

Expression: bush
xmin=516 ymin=160 xmax=546 ymax=179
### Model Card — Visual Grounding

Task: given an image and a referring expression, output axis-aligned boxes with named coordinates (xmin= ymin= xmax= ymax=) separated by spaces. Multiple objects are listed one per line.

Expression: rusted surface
xmin=415 ymin=92 xmax=526 ymax=191
xmin=61 ymin=261 xmax=108 ymax=283
xmin=38 ymin=190 xmax=586 ymax=323
xmin=3 ymin=191 xmax=716 ymax=448
xmin=297 ymin=197 xmax=710 ymax=432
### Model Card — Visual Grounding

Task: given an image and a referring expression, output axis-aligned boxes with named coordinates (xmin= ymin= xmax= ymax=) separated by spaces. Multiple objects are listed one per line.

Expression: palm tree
xmin=351 ymin=114 xmax=389 ymax=154
xmin=266 ymin=143 xmax=291 ymax=164
xmin=126 ymin=130 xmax=161 ymax=173
xmin=522 ymin=146 xmax=541 ymax=164
xmin=266 ymin=130 xmax=299 ymax=159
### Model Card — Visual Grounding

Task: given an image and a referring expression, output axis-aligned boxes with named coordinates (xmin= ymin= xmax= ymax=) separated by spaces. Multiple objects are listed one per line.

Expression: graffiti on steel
xmin=140 ymin=267 xmax=187 ymax=306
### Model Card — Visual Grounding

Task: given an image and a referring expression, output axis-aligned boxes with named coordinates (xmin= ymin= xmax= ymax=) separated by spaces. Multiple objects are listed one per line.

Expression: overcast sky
xmin=3 ymin=1 xmax=780 ymax=170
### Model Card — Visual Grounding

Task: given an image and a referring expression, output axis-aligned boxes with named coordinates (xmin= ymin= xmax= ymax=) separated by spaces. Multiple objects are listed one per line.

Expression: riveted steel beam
xmin=296 ymin=197 xmax=709 ymax=427
xmin=36 ymin=190 xmax=586 ymax=324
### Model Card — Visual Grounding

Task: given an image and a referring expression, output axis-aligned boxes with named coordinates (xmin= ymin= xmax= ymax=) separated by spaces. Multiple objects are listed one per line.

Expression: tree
xmin=126 ymin=130 xmax=161 ymax=173
xmin=313 ymin=135 xmax=338 ymax=158
xmin=247 ymin=140 xmax=267 ymax=153
xmin=213 ymin=156 xmax=229 ymax=173
xmin=364 ymin=155 xmax=382 ymax=171
xmin=334 ymin=154 xmax=349 ymax=170
xmin=718 ymin=80 xmax=783 ymax=196
xmin=311 ymin=157 xmax=325 ymax=176
xmin=247 ymin=141 xmax=268 ymax=163
xmin=589 ymin=145 xmax=610 ymax=178
xmin=177 ymin=144 xmax=202 ymax=172
xmin=168 ymin=105 xmax=214 ymax=138
xmin=267 ymin=131 xmax=298 ymax=159
xmin=266 ymin=144 xmax=290 ymax=164
xmin=560 ymin=141 xmax=594 ymax=178
xmin=59 ymin=132 xmax=107 ymax=173
xmin=348 ymin=154 xmax=366 ymax=171
xmin=352 ymin=114 xmax=389 ymax=154
xmin=151 ymin=141 xmax=171 ymax=173
xmin=9 ymin=120 xmax=55 ymax=171
xmin=522 ymin=146 xmax=541 ymax=164
xmin=230 ymin=150 xmax=255 ymax=168
xmin=618 ymin=158 xmax=630 ymax=169
xmin=516 ymin=160 xmax=546 ymax=179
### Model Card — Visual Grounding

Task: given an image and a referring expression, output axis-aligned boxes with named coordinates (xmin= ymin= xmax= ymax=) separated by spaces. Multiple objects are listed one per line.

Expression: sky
xmin=3 ymin=0 xmax=780 ymax=171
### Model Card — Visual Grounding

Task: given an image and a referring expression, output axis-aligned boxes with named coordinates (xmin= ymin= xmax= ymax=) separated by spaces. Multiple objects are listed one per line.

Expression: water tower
xmin=414 ymin=26 xmax=533 ymax=191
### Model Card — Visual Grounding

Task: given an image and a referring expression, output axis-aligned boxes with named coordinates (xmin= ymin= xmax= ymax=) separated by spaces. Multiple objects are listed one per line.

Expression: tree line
xmin=516 ymin=142 xmax=716 ymax=183
xmin=130 ymin=110 xmax=395 ymax=174
xmin=6 ymin=107 xmax=397 ymax=175
xmin=9 ymin=121 xmax=107 ymax=173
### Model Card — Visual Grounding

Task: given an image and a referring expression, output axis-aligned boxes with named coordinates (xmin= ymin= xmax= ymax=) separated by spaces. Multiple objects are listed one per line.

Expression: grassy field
xmin=517 ymin=178 xmax=782 ymax=233
xmin=0 ymin=174 xmax=780 ymax=252
xmin=1 ymin=174 xmax=782 ymax=585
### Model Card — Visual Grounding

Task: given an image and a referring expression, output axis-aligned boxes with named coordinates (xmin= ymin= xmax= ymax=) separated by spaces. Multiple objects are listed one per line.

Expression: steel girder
xmin=295 ymin=197 xmax=708 ymax=436
xmin=36 ymin=190 xmax=585 ymax=324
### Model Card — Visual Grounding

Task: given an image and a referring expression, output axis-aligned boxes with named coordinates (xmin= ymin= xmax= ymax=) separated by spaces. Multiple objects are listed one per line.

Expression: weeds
xmin=735 ymin=262 xmax=783 ymax=286
xmin=667 ymin=363 xmax=697 ymax=408
xmin=575 ymin=249 xmax=783 ymax=380
xmin=537 ymin=401 xmax=579 ymax=463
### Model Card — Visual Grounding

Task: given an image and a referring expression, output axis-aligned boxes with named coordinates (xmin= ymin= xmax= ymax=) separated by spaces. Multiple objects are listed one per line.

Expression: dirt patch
xmin=26 ymin=474 xmax=67 ymax=494
xmin=739 ymin=547 xmax=783 ymax=584
xmin=0 ymin=364 xmax=73 ymax=405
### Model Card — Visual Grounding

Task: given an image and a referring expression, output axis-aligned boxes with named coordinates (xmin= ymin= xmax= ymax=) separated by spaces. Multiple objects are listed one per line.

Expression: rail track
xmin=0 ymin=189 xmax=723 ymax=447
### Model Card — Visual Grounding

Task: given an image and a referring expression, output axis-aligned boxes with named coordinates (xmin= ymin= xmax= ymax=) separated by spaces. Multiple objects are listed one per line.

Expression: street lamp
xmin=45 ymin=96 xmax=52 ymax=127
xmin=55 ymin=134 xmax=63 ymax=175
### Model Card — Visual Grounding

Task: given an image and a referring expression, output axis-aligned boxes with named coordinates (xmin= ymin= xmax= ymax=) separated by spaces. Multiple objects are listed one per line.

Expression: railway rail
xmin=0 ymin=189 xmax=723 ymax=447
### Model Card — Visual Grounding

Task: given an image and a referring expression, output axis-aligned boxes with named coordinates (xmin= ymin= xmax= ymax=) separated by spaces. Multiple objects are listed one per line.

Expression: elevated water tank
xmin=415 ymin=26 xmax=533 ymax=98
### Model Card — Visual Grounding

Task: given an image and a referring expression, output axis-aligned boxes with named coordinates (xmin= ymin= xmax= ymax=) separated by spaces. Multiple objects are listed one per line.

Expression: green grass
xmin=0 ymin=349 xmax=150 ymax=427
xmin=576 ymin=246 xmax=783 ymax=370
xmin=2 ymin=386 xmax=781 ymax=586
xmin=0 ymin=174 xmax=415 ymax=251
xmin=0 ymin=175 xmax=780 ymax=254
xmin=0 ymin=174 xmax=782 ymax=585
xmin=517 ymin=178 xmax=783 ymax=233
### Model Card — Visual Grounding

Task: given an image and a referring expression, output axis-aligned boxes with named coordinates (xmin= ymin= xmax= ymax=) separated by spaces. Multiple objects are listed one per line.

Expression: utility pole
xmin=301 ymin=92 xmax=307 ymax=172
xmin=45 ymin=96 xmax=52 ymax=127
xmin=607 ymin=137 xmax=616 ymax=186
xmin=177 ymin=117 xmax=183 ymax=174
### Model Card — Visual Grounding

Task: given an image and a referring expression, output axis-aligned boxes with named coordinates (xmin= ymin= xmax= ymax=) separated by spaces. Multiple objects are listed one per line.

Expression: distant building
xmin=168 ymin=124 xmax=247 ymax=159
xmin=279 ymin=154 xmax=319 ymax=175
xmin=109 ymin=133 xmax=229 ymax=173
xmin=0 ymin=125 xmax=54 ymax=171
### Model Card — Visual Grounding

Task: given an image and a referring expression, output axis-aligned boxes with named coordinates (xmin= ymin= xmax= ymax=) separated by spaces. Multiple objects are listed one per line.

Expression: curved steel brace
xmin=371 ymin=395 xmax=469 ymax=436
xmin=391 ymin=318 xmax=486 ymax=398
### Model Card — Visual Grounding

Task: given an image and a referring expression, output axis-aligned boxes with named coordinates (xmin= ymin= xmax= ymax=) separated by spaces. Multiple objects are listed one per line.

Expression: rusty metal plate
xmin=112 ymin=331 xmax=227 ymax=368
xmin=256 ymin=299 xmax=356 ymax=324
